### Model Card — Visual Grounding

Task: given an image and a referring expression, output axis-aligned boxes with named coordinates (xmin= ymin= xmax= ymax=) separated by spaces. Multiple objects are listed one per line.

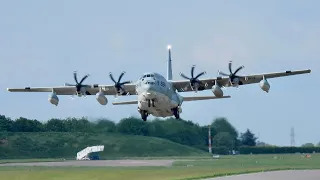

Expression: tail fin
xmin=167 ymin=45 xmax=173 ymax=81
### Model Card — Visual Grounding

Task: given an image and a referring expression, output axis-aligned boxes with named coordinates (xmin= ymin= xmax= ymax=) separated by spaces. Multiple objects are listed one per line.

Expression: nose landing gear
xmin=172 ymin=106 xmax=181 ymax=119
xmin=138 ymin=108 xmax=149 ymax=121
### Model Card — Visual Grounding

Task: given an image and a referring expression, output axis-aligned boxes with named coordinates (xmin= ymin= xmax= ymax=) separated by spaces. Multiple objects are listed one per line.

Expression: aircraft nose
xmin=142 ymin=81 xmax=156 ymax=92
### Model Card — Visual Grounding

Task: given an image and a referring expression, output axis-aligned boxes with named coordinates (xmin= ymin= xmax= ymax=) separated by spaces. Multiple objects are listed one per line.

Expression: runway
xmin=203 ymin=170 xmax=320 ymax=180
xmin=0 ymin=160 xmax=319 ymax=179
xmin=0 ymin=160 xmax=174 ymax=167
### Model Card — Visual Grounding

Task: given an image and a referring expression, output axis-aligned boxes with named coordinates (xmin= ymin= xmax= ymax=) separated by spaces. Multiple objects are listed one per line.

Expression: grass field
xmin=0 ymin=154 xmax=319 ymax=180
xmin=0 ymin=132 xmax=207 ymax=159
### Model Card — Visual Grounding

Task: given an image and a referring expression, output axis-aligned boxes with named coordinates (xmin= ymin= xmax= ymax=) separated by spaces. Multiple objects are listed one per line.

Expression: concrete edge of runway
xmin=0 ymin=160 xmax=319 ymax=179
xmin=0 ymin=159 xmax=177 ymax=167
xmin=201 ymin=169 xmax=320 ymax=180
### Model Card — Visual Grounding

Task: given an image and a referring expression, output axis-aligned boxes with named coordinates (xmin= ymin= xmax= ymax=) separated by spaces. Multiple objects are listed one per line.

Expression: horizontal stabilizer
xmin=183 ymin=95 xmax=231 ymax=101
xmin=112 ymin=100 xmax=138 ymax=105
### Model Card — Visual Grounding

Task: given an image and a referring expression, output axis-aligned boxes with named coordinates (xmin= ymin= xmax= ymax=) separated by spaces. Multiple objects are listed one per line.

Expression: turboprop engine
xmin=48 ymin=92 xmax=59 ymax=106
xmin=96 ymin=91 xmax=108 ymax=105
xmin=211 ymin=81 xmax=223 ymax=98
xmin=259 ymin=76 xmax=270 ymax=93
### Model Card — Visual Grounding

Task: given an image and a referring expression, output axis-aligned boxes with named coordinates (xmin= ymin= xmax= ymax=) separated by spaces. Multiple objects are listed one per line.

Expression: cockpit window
xmin=142 ymin=74 xmax=155 ymax=78
xmin=144 ymin=81 xmax=155 ymax=85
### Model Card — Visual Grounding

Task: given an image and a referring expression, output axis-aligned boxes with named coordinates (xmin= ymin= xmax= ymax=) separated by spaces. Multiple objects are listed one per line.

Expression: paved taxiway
xmin=203 ymin=170 xmax=320 ymax=180
xmin=0 ymin=160 xmax=174 ymax=167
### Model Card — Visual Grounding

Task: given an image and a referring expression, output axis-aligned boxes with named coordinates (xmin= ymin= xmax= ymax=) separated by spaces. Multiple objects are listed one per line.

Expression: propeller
xmin=218 ymin=61 xmax=244 ymax=86
xmin=179 ymin=65 xmax=206 ymax=91
xmin=109 ymin=71 xmax=132 ymax=96
xmin=65 ymin=71 xmax=91 ymax=96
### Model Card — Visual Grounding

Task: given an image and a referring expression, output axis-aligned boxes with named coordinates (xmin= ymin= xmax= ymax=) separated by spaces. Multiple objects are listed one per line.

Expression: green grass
xmin=0 ymin=158 xmax=64 ymax=164
xmin=0 ymin=132 xmax=207 ymax=159
xmin=0 ymin=154 xmax=319 ymax=180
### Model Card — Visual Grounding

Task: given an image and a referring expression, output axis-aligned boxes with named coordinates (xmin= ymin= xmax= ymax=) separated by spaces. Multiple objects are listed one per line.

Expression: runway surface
xmin=0 ymin=160 xmax=174 ymax=167
xmin=203 ymin=170 xmax=320 ymax=180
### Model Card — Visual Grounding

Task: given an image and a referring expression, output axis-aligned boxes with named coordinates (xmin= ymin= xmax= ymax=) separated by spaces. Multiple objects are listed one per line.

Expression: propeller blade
xmin=234 ymin=65 xmax=244 ymax=75
xmin=228 ymin=61 xmax=233 ymax=74
xmin=109 ymin=73 xmax=117 ymax=83
xmin=120 ymin=81 xmax=131 ymax=85
xmin=218 ymin=71 xmax=229 ymax=76
xmin=194 ymin=71 xmax=206 ymax=79
xmin=179 ymin=72 xmax=190 ymax=80
xmin=118 ymin=71 xmax=125 ymax=83
xmin=79 ymin=74 xmax=89 ymax=84
xmin=65 ymin=83 xmax=75 ymax=86
xmin=73 ymin=71 xmax=78 ymax=83
xmin=191 ymin=65 xmax=195 ymax=78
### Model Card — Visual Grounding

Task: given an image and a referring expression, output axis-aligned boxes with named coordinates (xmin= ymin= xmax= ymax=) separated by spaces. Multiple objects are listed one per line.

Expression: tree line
xmin=0 ymin=114 xmax=319 ymax=155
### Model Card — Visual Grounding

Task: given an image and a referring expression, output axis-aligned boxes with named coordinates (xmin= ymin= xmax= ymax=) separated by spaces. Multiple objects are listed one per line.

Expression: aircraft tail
xmin=167 ymin=45 xmax=173 ymax=81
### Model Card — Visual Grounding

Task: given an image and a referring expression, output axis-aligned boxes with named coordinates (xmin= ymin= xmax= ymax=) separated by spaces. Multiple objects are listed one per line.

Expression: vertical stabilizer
xmin=167 ymin=45 xmax=173 ymax=80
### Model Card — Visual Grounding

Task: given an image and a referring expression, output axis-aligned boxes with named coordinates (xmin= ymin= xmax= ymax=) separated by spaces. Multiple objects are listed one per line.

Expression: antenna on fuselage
xmin=167 ymin=44 xmax=173 ymax=81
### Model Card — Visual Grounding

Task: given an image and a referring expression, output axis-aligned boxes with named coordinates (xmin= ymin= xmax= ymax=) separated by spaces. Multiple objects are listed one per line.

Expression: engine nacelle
xmin=48 ymin=93 xmax=59 ymax=106
xmin=96 ymin=91 xmax=108 ymax=105
xmin=212 ymin=85 xmax=223 ymax=97
xmin=191 ymin=82 xmax=200 ymax=91
xmin=231 ymin=77 xmax=240 ymax=86
xmin=259 ymin=78 xmax=270 ymax=93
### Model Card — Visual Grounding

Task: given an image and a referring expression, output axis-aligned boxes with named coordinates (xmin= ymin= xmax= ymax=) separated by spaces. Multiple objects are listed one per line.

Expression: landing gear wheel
xmin=141 ymin=110 xmax=148 ymax=121
xmin=172 ymin=107 xmax=180 ymax=119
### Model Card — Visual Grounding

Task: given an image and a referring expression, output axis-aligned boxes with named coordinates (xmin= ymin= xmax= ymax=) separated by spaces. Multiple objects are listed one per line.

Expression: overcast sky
xmin=0 ymin=0 xmax=319 ymax=146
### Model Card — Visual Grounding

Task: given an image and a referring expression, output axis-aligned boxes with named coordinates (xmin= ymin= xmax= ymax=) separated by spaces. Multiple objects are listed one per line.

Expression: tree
xmin=240 ymin=129 xmax=257 ymax=146
xmin=211 ymin=117 xmax=238 ymax=138
xmin=256 ymin=141 xmax=271 ymax=147
xmin=0 ymin=115 xmax=14 ymax=132
xmin=117 ymin=117 xmax=151 ymax=136
xmin=45 ymin=119 xmax=66 ymax=132
xmin=14 ymin=117 xmax=43 ymax=132
xmin=212 ymin=132 xmax=235 ymax=149
xmin=301 ymin=143 xmax=314 ymax=147
xmin=211 ymin=117 xmax=240 ymax=149
xmin=94 ymin=118 xmax=116 ymax=133
xmin=63 ymin=117 xmax=93 ymax=132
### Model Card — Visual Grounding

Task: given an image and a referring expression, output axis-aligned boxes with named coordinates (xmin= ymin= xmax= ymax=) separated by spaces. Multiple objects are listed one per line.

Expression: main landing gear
xmin=172 ymin=107 xmax=180 ymax=119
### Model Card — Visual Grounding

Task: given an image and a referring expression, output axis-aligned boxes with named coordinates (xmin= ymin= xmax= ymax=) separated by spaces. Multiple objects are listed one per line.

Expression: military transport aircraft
xmin=7 ymin=45 xmax=311 ymax=121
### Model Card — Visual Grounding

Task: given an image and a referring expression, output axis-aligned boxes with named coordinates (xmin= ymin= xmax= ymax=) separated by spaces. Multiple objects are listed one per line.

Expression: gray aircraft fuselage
xmin=135 ymin=72 xmax=183 ymax=117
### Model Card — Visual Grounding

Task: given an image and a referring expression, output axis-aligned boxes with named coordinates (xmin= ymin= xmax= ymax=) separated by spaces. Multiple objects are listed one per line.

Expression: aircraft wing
xmin=183 ymin=95 xmax=230 ymax=101
xmin=112 ymin=95 xmax=230 ymax=105
xmin=112 ymin=100 xmax=138 ymax=105
xmin=171 ymin=69 xmax=311 ymax=92
xmin=7 ymin=84 xmax=137 ymax=96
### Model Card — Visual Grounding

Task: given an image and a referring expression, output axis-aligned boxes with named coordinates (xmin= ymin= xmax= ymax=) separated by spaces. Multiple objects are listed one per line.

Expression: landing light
xmin=167 ymin=45 xmax=172 ymax=50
